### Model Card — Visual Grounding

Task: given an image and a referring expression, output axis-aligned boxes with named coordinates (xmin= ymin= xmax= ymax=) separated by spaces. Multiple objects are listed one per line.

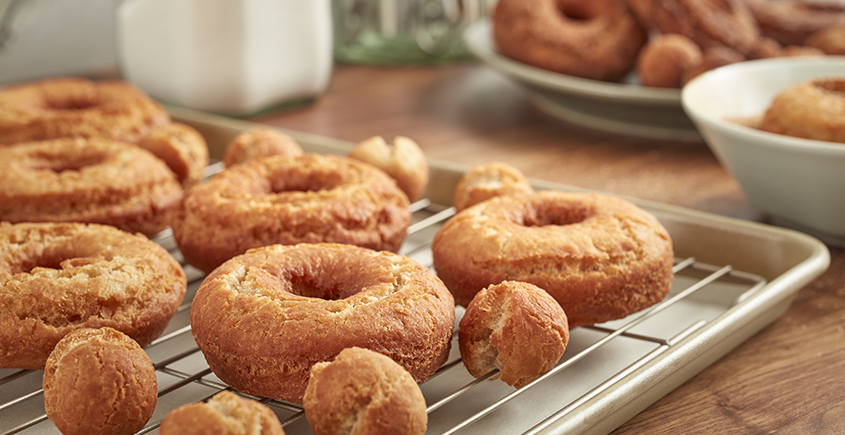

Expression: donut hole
xmin=44 ymin=95 xmax=99 ymax=111
xmin=554 ymin=0 xmax=600 ymax=21
xmin=521 ymin=202 xmax=589 ymax=227
xmin=267 ymin=167 xmax=351 ymax=194
xmin=287 ymin=273 xmax=360 ymax=300
xmin=28 ymin=151 xmax=108 ymax=173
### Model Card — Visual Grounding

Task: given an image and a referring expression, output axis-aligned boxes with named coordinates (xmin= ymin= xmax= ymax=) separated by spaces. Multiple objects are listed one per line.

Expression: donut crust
xmin=172 ymin=153 xmax=412 ymax=274
xmin=190 ymin=243 xmax=455 ymax=404
xmin=0 ymin=137 xmax=182 ymax=236
xmin=43 ymin=327 xmax=157 ymax=435
xmin=760 ymin=78 xmax=845 ymax=143
xmin=432 ymin=191 xmax=675 ymax=327
xmin=0 ymin=77 xmax=170 ymax=145
xmin=303 ymin=347 xmax=427 ymax=435
xmin=159 ymin=391 xmax=285 ymax=435
xmin=0 ymin=222 xmax=187 ymax=369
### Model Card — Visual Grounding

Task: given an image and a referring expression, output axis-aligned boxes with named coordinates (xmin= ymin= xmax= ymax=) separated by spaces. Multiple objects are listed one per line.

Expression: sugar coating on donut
xmin=459 ymin=281 xmax=569 ymax=388
xmin=760 ymin=78 xmax=845 ymax=143
xmin=159 ymin=391 xmax=286 ymax=435
xmin=137 ymin=122 xmax=210 ymax=188
xmin=637 ymin=34 xmax=703 ymax=88
xmin=0 ymin=137 xmax=183 ymax=236
xmin=0 ymin=222 xmax=187 ymax=369
xmin=303 ymin=347 xmax=427 ymax=435
xmin=43 ymin=327 xmax=157 ymax=435
xmin=348 ymin=135 xmax=429 ymax=203
xmin=223 ymin=127 xmax=304 ymax=168
xmin=453 ymin=162 xmax=534 ymax=212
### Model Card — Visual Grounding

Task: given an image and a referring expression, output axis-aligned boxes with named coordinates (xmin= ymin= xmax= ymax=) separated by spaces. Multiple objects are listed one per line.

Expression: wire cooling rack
xmin=0 ymin=170 xmax=769 ymax=434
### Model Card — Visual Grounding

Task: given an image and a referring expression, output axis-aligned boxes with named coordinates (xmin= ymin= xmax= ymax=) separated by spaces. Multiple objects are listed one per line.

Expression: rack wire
xmin=0 ymin=191 xmax=767 ymax=435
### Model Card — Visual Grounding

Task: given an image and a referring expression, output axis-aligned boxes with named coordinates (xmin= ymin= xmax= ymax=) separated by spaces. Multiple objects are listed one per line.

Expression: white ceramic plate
xmin=463 ymin=20 xmax=702 ymax=143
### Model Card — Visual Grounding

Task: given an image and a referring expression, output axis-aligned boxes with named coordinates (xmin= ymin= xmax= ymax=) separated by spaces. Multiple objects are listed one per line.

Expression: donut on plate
xmin=452 ymin=162 xmax=534 ymax=212
xmin=189 ymin=243 xmax=455 ymax=403
xmin=0 ymin=77 xmax=169 ymax=145
xmin=222 ymin=127 xmax=303 ymax=168
xmin=432 ymin=191 xmax=675 ymax=327
xmin=43 ymin=327 xmax=158 ymax=435
xmin=159 ymin=391 xmax=286 ymax=435
xmin=459 ymin=281 xmax=569 ymax=388
xmin=347 ymin=135 xmax=429 ymax=203
xmin=760 ymin=78 xmax=845 ymax=144
xmin=744 ymin=0 xmax=845 ymax=46
xmin=303 ymin=347 xmax=427 ymax=435
xmin=0 ymin=137 xmax=182 ymax=236
xmin=171 ymin=153 xmax=412 ymax=274
xmin=0 ymin=222 xmax=187 ymax=369
xmin=492 ymin=0 xmax=648 ymax=82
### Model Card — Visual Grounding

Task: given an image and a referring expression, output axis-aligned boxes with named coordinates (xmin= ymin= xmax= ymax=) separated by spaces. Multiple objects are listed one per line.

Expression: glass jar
xmin=333 ymin=0 xmax=489 ymax=64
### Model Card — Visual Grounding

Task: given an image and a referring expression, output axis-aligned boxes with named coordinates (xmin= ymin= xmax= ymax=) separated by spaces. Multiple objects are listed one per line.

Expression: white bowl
xmin=681 ymin=56 xmax=845 ymax=246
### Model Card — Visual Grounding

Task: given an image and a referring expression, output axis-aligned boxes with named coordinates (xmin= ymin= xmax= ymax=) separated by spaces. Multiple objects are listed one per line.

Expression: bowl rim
xmin=681 ymin=56 xmax=845 ymax=156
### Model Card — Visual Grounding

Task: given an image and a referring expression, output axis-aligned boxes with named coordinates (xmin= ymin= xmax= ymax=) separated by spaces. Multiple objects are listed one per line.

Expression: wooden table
xmin=253 ymin=62 xmax=845 ymax=434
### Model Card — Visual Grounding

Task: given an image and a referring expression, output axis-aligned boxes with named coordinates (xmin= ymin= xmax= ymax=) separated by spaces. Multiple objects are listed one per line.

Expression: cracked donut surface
xmin=432 ymin=190 xmax=675 ymax=327
xmin=189 ymin=243 xmax=455 ymax=403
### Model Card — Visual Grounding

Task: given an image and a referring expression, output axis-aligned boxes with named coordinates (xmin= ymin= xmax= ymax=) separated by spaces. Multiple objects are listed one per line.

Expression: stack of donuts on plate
xmin=492 ymin=0 xmax=845 ymax=88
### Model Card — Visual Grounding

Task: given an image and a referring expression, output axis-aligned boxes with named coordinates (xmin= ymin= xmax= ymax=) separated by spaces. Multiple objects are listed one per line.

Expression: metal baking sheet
xmin=0 ymin=106 xmax=830 ymax=435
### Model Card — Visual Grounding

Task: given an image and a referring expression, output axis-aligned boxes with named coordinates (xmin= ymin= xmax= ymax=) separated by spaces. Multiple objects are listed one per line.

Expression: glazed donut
xmin=348 ymin=135 xmax=429 ymax=203
xmin=626 ymin=0 xmax=760 ymax=55
xmin=744 ymin=0 xmax=845 ymax=46
xmin=43 ymin=327 xmax=157 ymax=435
xmin=0 ymin=222 xmax=187 ymax=369
xmin=637 ymin=34 xmax=703 ymax=88
xmin=459 ymin=281 xmax=569 ymax=388
xmin=159 ymin=391 xmax=285 ymax=435
xmin=0 ymin=137 xmax=182 ymax=236
xmin=493 ymin=0 xmax=648 ymax=82
xmin=189 ymin=243 xmax=455 ymax=403
xmin=222 ymin=127 xmax=303 ymax=168
xmin=136 ymin=122 xmax=209 ymax=187
xmin=303 ymin=347 xmax=428 ymax=435
xmin=0 ymin=77 xmax=169 ymax=145
xmin=805 ymin=24 xmax=845 ymax=54
xmin=171 ymin=153 xmax=412 ymax=274
xmin=452 ymin=162 xmax=534 ymax=212
xmin=760 ymin=78 xmax=845 ymax=143
xmin=432 ymin=191 xmax=675 ymax=327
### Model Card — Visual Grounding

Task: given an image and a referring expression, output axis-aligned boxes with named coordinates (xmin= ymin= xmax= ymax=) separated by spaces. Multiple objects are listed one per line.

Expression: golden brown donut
xmin=0 ymin=77 xmax=170 ymax=145
xmin=348 ymin=135 xmax=429 ymax=203
xmin=303 ymin=347 xmax=428 ymax=435
xmin=0 ymin=222 xmax=187 ymax=369
xmin=222 ymin=127 xmax=303 ymax=168
xmin=0 ymin=137 xmax=182 ymax=236
xmin=171 ymin=153 xmax=412 ymax=274
xmin=744 ymin=0 xmax=845 ymax=46
xmin=637 ymin=34 xmax=704 ymax=88
xmin=136 ymin=122 xmax=209 ymax=187
xmin=453 ymin=162 xmax=534 ymax=212
xmin=43 ymin=327 xmax=157 ymax=435
xmin=493 ymin=0 xmax=648 ymax=82
xmin=681 ymin=46 xmax=746 ymax=85
xmin=805 ymin=24 xmax=845 ymax=54
xmin=159 ymin=391 xmax=285 ymax=435
xmin=626 ymin=0 xmax=760 ymax=55
xmin=760 ymin=78 xmax=845 ymax=143
xmin=459 ymin=281 xmax=569 ymax=388
xmin=745 ymin=36 xmax=785 ymax=59
xmin=189 ymin=243 xmax=455 ymax=404
xmin=432 ymin=191 xmax=675 ymax=327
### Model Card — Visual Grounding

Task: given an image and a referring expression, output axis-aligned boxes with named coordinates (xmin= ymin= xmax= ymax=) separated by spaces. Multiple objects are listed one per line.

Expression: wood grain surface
xmin=253 ymin=63 xmax=845 ymax=434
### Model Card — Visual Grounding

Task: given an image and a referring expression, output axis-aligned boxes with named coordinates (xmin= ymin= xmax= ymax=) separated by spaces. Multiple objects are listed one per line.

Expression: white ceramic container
xmin=682 ymin=56 xmax=845 ymax=246
xmin=117 ymin=0 xmax=333 ymax=115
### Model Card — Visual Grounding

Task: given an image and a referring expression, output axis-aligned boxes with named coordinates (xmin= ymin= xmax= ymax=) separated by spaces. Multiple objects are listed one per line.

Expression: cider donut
xmin=744 ymin=0 xmax=845 ymax=46
xmin=432 ymin=191 xmax=675 ymax=327
xmin=0 ymin=222 xmax=187 ymax=369
xmin=760 ymin=78 xmax=845 ymax=144
xmin=348 ymin=136 xmax=429 ymax=203
xmin=136 ymin=122 xmax=210 ymax=188
xmin=189 ymin=243 xmax=455 ymax=404
xmin=493 ymin=0 xmax=648 ymax=82
xmin=43 ymin=327 xmax=158 ymax=435
xmin=459 ymin=281 xmax=569 ymax=388
xmin=0 ymin=77 xmax=169 ymax=145
xmin=304 ymin=347 xmax=428 ymax=435
xmin=222 ymin=127 xmax=303 ymax=168
xmin=171 ymin=153 xmax=412 ymax=274
xmin=626 ymin=0 xmax=760 ymax=55
xmin=159 ymin=391 xmax=286 ymax=435
xmin=0 ymin=137 xmax=182 ymax=236
xmin=452 ymin=162 xmax=534 ymax=212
